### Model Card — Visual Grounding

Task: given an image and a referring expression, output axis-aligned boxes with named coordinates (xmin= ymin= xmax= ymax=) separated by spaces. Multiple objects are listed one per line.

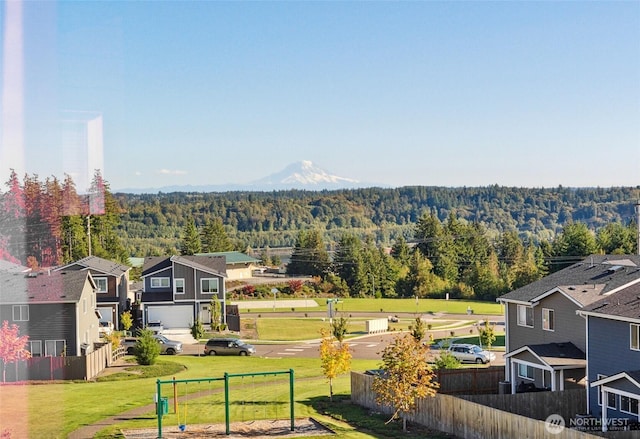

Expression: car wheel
xmin=166 ymin=349 xmax=175 ymax=355
xmin=475 ymin=358 xmax=483 ymax=364
xmin=239 ymin=351 xmax=247 ymax=356
xmin=208 ymin=350 xmax=216 ymax=356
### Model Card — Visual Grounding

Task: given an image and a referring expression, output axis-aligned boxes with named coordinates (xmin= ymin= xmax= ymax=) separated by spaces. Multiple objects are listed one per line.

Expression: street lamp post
xmin=271 ymin=288 xmax=278 ymax=312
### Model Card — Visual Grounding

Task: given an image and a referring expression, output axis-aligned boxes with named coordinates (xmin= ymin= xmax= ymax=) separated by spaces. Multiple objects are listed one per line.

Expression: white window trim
xmin=631 ymin=324 xmax=640 ymax=351
xmin=12 ymin=305 xmax=29 ymax=322
xmin=151 ymin=277 xmax=170 ymax=288
xmin=201 ymin=278 xmax=219 ymax=295
xmin=518 ymin=363 xmax=535 ymax=380
xmin=94 ymin=277 xmax=108 ymax=293
xmin=517 ymin=304 xmax=534 ymax=328
xmin=175 ymin=278 xmax=185 ymax=295
xmin=45 ymin=340 xmax=66 ymax=357
xmin=29 ymin=340 xmax=42 ymax=357
xmin=620 ymin=395 xmax=639 ymax=415
xmin=597 ymin=374 xmax=607 ymax=406
xmin=542 ymin=308 xmax=554 ymax=332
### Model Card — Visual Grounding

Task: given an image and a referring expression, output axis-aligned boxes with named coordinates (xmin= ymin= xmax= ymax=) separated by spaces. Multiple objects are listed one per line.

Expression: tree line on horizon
xmin=0 ymin=172 xmax=637 ymax=301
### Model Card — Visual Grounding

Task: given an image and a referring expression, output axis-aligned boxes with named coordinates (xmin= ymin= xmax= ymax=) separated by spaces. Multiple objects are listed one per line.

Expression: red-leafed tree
xmin=0 ymin=321 xmax=31 ymax=382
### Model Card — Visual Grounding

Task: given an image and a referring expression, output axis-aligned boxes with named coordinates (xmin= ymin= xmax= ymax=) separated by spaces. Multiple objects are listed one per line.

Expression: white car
xmin=98 ymin=321 xmax=114 ymax=337
xmin=447 ymin=343 xmax=495 ymax=364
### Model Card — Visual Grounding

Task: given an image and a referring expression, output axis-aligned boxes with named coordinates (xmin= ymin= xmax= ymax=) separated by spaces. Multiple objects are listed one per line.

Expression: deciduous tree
xmin=372 ymin=334 xmax=439 ymax=432
xmin=319 ymin=328 xmax=352 ymax=401
xmin=0 ymin=321 xmax=31 ymax=382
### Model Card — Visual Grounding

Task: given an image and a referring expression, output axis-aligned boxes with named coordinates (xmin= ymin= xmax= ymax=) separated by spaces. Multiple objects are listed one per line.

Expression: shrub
xmin=135 ymin=329 xmax=160 ymax=365
xmin=434 ymin=351 xmax=461 ymax=369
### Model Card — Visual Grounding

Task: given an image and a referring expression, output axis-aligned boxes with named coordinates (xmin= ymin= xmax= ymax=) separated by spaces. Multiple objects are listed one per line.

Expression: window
xmin=28 ymin=341 xmax=42 ymax=357
xmin=621 ymin=396 xmax=639 ymax=415
xmin=542 ymin=308 xmax=554 ymax=331
xmin=175 ymin=278 xmax=185 ymax=294
xmin=12 ymin=305 xmax=29 ymax=321
xmin=517 ymin=305 xmax=533 ymax=328
xmin=518 ymin=363 xmax=535 ymax=380
xmin=631 ymin=324 xmax=640 ymax=351
xmin=607 ymin=392 xmax=618 ymax=410
xmin=45 ymin=340 xmax=66 ymax=357
xmin=94 ymin=277 xmax=108 ymax=293
xmin=201 ymin=278 xmax=219 ymax=294
xmin=151 ymin=277 xmax=170 ymax=288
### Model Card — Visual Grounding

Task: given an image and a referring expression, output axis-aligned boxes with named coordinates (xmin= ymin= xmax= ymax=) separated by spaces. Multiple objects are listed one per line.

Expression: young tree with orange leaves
xmin=372 ymin=333 xmax=439 ymax=432
xmin=0 ymin=321 xmax=31 ymax=382
xmin=319 ymin=328 xmax=352 ymax=401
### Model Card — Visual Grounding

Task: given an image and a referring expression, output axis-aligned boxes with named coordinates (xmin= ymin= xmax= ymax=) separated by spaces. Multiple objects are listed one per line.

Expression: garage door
xmin=97 ymin=307 xmax=114 ymax=323
xmin=147 ymin=305 xmax=193 ymax=329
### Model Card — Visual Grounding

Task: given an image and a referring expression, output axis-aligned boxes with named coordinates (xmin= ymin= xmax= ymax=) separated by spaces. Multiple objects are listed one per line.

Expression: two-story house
xmin=54 ymin=256 xmax=132 ymax=330
xmin=140 ymin=255 xmax=227 ymax=328
xmin=578 ymin=281 xmax=640 ymax=430
xmin=498 ymin=255 xmax=640 ymax=394
xmin=0 ymin=269 xmax=100 ymax=357
xmin=196 ymin=251 xmax=260 ymax=280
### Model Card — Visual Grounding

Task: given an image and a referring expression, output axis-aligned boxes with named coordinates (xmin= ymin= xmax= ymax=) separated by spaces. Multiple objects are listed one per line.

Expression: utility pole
xmin=87 ymin=214 xmax=91 ymax=257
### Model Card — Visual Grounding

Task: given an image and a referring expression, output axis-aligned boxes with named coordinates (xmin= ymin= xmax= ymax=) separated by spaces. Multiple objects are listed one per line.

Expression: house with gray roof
xmin=0 ymin=270 xmax=100 ymax=358
xmin=54 ymin=256 xmax=132 ymax=330
xmin=578 ymin=281 xmax=640 ymax=430
xmin=196 ymin=251 xmax=260 ymax=280
xmin=140 ymin=255 xmax=227 ymax=328
xmin=498 ymin=255 xmax=640 ymax=395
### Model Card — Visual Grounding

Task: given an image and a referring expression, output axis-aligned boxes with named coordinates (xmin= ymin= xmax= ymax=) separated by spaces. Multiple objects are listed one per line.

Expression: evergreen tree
xmin=551 ymin=222 xmax=598 ymax=271
xmin=180 ymin=218 xmax=201 ymax=255
xmin=201 ymin=218 xmax=234 ymax=253
xmin=333 ymin=233 xmax=367 ymax=297
xmin=596 ymin=222 xmax=637 ymax=254
xmin=286 ymin=229 xmax=330 ymax=276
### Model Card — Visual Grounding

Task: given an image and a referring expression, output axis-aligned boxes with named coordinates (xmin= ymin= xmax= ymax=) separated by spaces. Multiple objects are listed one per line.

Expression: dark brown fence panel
xmin=435 ymin=366 xmax=504 ymax=395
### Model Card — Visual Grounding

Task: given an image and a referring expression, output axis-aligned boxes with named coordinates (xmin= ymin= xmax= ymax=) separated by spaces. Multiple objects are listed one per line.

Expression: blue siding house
xmin=579 ymin=281 xmax=640 ymax=431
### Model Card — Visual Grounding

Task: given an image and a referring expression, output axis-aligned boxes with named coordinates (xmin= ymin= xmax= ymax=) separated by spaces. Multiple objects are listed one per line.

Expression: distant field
xmin=239 ymin=297 xmax=504 ymax=316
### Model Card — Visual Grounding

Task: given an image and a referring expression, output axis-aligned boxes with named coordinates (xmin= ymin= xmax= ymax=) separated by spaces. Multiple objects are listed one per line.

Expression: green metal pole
xmin=224 ymin=372 xmax=230 ymax=435
xmin=289 ymin=369 xmax=295 ymax=431
xmin=156 ymin=379 xmax=163 ymax=438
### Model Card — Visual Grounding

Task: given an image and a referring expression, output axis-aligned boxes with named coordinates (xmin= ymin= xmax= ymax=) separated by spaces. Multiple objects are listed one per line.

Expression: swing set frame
xmin=155 ymin=369 xmax=295 ymax=438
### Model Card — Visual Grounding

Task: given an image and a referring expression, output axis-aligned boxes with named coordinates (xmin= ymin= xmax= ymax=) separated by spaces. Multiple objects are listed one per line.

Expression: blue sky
xmin=1 ymin=1 xmax=639 ymax=191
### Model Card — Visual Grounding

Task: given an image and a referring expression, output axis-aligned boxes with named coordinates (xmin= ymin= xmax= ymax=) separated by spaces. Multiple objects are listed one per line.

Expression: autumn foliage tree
xmin=319 ymin=328 xmax=352 ymax=401
xmin=0 ymin=321 xmax=31 ymax=382
xmin=372 ymin=334 xmax=439 ymax=432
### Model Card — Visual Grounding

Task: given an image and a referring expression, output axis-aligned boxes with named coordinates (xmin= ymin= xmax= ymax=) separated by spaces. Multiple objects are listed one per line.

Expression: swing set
xmin=155 ymin=369 xmax=295 ymax=438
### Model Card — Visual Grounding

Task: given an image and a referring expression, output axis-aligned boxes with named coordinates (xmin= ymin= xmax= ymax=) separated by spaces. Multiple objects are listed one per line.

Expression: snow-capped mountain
xmin=250 ymin=160 xmax=359 ymax=187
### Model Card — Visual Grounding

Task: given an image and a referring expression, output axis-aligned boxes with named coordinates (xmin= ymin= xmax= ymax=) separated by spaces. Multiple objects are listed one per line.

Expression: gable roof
xmin=142 ymin=255 xmax=227 ymax=278
xmin=54 ymin=256 xmax=130 ymax=277
xmin=196 ymin=251 xmax=259 ymax=265
xmin=590 ymin=370 xmax=640 ymax=389
xmin=0 ymin=270 xmax=94 ymax=304
xmin=498 ymin=255 xmax=640 ymax=306
xmin=579 ymin=282 xmax=640 ymax=321
xmin=504 ymin=342 xmax=586 ymax=369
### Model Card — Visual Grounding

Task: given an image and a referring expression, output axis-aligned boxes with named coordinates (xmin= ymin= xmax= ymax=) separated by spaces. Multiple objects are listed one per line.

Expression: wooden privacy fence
xmin=435 ymin=365 xmax=504 ymax=395
xmin=1 ymin=343 xmax=112 ymax=382
xmin=351 ymin=372 xmax=606 ymax=439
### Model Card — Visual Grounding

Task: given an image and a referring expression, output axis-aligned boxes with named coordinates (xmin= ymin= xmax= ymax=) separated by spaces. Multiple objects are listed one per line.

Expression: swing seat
xmin=179 ymin=424 xmax=186 ymax=432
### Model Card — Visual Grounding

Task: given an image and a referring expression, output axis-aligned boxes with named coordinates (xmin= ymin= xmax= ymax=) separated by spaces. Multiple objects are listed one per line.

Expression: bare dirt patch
xmin=121 ymin=417 xmax=334 ymax=438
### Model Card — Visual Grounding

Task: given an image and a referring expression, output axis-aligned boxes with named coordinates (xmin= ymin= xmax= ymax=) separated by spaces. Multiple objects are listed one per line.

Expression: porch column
xmin=601 ymin=388 xmax=608 ymax=432
xmin=551 ymin=370 xmax=556 ymax=391
xmin=510 ymin=361 xmax=517 ymax=394
xmin=559 ymin=369 xmax=564 ymax=391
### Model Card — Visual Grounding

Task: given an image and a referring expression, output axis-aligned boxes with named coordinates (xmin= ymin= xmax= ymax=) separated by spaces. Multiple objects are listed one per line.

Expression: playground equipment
xmin=155 ymin=369 xmax=294 ymax=438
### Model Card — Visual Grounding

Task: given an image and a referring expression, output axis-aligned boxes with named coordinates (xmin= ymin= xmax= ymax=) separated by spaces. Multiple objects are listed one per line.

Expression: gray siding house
xmin=579 ymin=281 xmax=640 ymax=430
xmin=54 ymin=256 xmax=132 ymax=330
xmin=140 ymin=255 xmax=227 ymax=328
xmin=498 ymin=255 xmax=640 ymax=394
xmin=0 ymin=270 xmax=100 ymax=357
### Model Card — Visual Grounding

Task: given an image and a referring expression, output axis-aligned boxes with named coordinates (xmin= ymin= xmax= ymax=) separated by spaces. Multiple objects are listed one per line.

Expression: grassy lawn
xmin=2 ymin=356 xmax=455 ymax=438
xmin=242 ymin=297 xmax=503 ymax=316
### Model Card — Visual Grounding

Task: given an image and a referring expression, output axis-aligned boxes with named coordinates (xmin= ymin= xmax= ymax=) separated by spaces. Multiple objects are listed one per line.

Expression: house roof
xmin=0 ymin=270 xmax=92 ymax=304
xmin=196 ymin=251 xmax=260 ymax=265
xmin=498 ymin=255 xmax=640 ymax=306
xmin=0 ymin=260 xmax=30 ymax=273
xmin=504 ymin=342 xmax=586 ymax=369
xmin=142 ymin=255 xmax=227 ymax=277
xmin=55 ymin=256 xmax=130 ymax=277
xmin=590 ymin=370 xmax=640 ymax=389
xmin=580 ymin=282 xmax=640 ymax=321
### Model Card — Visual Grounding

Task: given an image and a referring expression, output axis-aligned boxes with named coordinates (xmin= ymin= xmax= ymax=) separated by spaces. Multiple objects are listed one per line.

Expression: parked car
xmin=121 ymin=334 xmax=182 ymax=355
xmin=146 ymin=321 xmax=163 ymax=334
xmin=204 ymin=338 xmax=256 ymax=356
xmin=98 ymin=321 xmax=113 ymax=337
xmin=447 ymin=343 xmax=495 ymax=364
